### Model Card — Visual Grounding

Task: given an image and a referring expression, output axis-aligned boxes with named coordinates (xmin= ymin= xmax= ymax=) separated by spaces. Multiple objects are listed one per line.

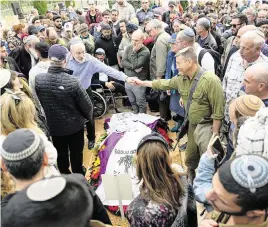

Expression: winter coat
xmin=35 ymin=66 xmax=93 ymax=136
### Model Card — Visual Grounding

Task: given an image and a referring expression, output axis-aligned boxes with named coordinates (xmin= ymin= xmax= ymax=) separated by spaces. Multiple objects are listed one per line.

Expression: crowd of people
xmin=1 ymin=0 xmax=268 ymax=226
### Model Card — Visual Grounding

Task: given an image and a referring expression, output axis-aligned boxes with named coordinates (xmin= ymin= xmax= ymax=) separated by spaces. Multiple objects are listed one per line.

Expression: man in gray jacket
xmin=122 ymin=30 xmax=150 ymax=113
xmin=146 ymin=19 xmax=171 ymax=119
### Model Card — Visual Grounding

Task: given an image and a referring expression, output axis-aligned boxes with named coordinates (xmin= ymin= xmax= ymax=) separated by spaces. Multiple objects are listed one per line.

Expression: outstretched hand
xmin=126 ymin=77 xmax=143 ymax=86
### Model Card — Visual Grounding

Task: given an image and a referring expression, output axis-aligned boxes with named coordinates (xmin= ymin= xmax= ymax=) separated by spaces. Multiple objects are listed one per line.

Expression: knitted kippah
xmin=235 ymin=95 xmax=264 ymax=117
xmin=1 ymin=129 xmax=41 ymax=161
xmin=235 ymin=107 xmax=268 ymax=158
xmin=230 ymin=155 xmax=268 ymax=193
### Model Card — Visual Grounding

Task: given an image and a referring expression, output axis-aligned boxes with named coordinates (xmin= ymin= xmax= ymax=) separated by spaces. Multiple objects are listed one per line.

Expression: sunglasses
xmin=231 ymin=23 xmax=242 ymax=28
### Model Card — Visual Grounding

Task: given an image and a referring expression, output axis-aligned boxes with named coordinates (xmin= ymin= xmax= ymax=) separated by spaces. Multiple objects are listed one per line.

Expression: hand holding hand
xmin=134 ymin=78 xmax=143 ymax=86
xmin=126 ymin=77 xmax=139 ymax=85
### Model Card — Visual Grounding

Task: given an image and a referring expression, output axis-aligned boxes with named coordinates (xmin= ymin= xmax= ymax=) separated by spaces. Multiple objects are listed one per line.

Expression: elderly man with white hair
xmin=243 ymin=63 xmax=268 ymax=107
xmin=9 ymin=35 xmax=40 ymax=80
xmin=146 ymin=19 xmax=171 ymax=120
xmin=243 ymin=7 xmax=257 ymax=25
xmin=66 ymin=39 xmax=136 ymax=149
xmin=222 ymin=30 xmax=268 ymax=122
xmin=196 ymin=17 xmax=218 ymax=51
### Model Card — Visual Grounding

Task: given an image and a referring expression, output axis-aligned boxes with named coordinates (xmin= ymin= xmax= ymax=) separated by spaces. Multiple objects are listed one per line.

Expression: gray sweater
xmin=121 ymin=45 xmax=150 ymax=80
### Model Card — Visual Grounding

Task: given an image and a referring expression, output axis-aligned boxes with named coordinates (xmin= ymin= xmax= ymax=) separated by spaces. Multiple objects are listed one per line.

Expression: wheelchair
xmin=91 ymin=84 xmax=129 ymax=119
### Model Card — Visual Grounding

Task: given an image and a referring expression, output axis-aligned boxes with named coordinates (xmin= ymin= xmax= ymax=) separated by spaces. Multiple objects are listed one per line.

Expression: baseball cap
xmin=28 ymin=25 xmax=38 ymax=35
xmin=95 ymin=48 xmax=105 ymax=55
xmin=154 ymin=11 xmax=162 ymax=16
xmin=101 ymin=23 xmax=112 ymax=30
xmin=48 ymin=44 xmax=68 ymax=61
xmin=168 ymin=33 xmax=177 ymax=44
xmin=37 ymin=25 xmax=45 ymax=32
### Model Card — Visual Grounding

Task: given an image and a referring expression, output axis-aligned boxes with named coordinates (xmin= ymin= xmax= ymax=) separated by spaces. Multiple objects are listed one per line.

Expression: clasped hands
xmin=126 ymin=77 xmax=144 ymax=86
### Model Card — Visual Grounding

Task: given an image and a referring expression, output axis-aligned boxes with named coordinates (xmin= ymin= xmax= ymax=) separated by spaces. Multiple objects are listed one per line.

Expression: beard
xmin=74 ymin=56 xmax=86 ymax=63
xmin=56 ymin=24 xmax=62 ymax=29
xmin=29 ymin=48 xmax=38 ymax=60
xmin=101 ymin=34 xmax=111 ymax=40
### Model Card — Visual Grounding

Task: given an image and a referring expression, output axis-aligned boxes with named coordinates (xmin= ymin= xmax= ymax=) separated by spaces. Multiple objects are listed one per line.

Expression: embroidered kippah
xmin=230 ymin=155 xmax=268 ymax=193
xmin=1 ymin=129 xmax=41 ymax=161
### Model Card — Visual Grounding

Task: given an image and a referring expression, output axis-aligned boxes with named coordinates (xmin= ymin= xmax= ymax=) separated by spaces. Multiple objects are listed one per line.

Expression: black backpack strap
xmin=198 ymin=49 xmax=208 ymax=66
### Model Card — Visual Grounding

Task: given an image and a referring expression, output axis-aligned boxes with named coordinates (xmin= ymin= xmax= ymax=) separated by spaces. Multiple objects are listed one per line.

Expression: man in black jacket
xmin=95 ymin=23 xmax=119 ymax=69
xmin=35 ymin=44 xmax=93 ymax=175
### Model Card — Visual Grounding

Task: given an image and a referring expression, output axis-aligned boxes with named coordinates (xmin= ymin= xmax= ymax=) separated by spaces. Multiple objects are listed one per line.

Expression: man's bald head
xmin=245 ymin=63 xmax=268 ymax=84
xmin=132 ymin=29 xmax=145 ymax=41
xmin=235 ymin=25 xmax=257 ymax=47
xmin=244 ymin=63 xmax=268 ymax=98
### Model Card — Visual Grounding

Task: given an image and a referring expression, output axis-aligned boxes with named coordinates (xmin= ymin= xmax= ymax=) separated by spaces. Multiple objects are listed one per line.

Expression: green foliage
xmin=65 ymin=0 xmax=75 ymax=8
xmin=181 ymin=0 xmax=189 ymax=11
xmin=0 ymin=0 xmax=9 ymax=9
xmin=33 ymin=1 xmax=48 ymax=15
xmin=108 ymin=0 xmax=116 ymax=8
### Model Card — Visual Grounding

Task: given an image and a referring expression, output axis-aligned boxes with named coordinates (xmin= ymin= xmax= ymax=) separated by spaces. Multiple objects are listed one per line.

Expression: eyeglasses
xmin=231 ymin=23 xmax=242 ymax=28
xmin=141 ymin=2 xmax=148 ymax=4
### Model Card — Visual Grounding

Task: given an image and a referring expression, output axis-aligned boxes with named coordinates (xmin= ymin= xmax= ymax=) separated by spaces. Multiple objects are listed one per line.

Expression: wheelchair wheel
xmin=92 ymin=90 xmax=107 ymax=119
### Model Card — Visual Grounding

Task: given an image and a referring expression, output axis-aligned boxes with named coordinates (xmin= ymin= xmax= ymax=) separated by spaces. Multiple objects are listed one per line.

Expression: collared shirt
xmin=152 ymin=69 xmax=225 ymax=124
xmin=66 ymin=53 xmax=127 ymax=89
xmin=136 ymin=8 xmax=154 ymax=25
xmin=112 ymin=2 xmax=136 ymax=21
xmin=222 ymin=51 xmax=268 ymax=121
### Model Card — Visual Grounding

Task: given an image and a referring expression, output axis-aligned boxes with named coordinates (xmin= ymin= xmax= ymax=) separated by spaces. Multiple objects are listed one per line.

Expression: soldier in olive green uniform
xmin=135 ymin=47 xmax=225 ymax=178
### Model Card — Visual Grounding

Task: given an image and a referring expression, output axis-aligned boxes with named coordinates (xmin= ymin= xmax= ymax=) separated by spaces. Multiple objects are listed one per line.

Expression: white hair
xmin=69 ymin=38 xmax=85 ymax=51
xmin=241 ymin=30 xmax=265 ymax=48
xmin=149 ymin=19 xmax=163 ymax=30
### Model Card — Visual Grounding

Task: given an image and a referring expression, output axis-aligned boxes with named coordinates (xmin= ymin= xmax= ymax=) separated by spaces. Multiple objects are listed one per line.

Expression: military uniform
xmin=152 ymin=68 xmax=225 ymax=170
